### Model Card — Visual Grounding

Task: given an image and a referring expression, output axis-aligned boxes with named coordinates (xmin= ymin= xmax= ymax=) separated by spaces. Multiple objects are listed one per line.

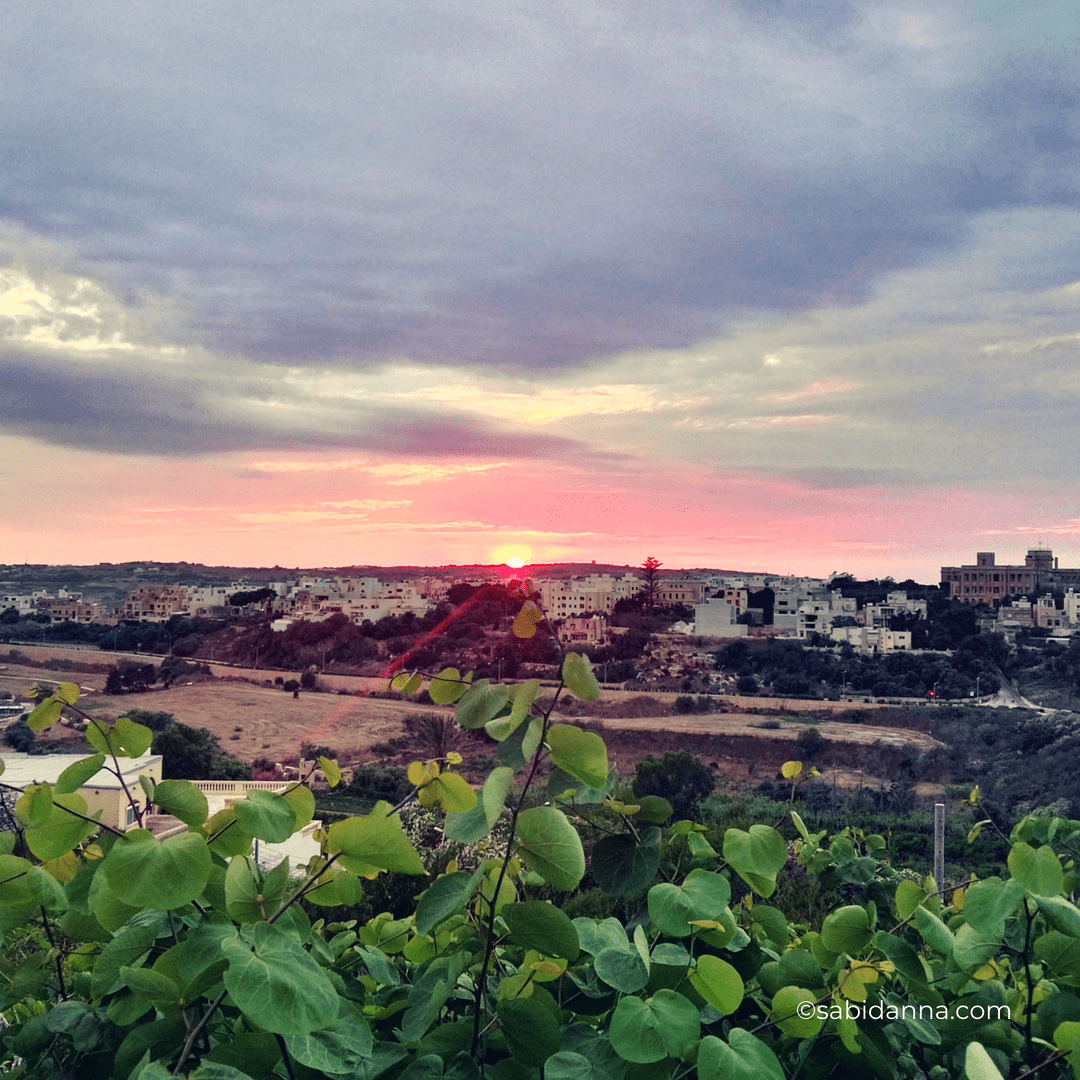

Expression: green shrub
xmin=632 ymin=749 xmax=714 ymax=819
xmin=1 ymin=627 xmax=1076 ymax=1080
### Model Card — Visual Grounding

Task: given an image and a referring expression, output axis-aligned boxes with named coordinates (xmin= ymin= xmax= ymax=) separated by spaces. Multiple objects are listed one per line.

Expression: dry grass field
xmin=2 ymin=651 xmax=946 ymax=792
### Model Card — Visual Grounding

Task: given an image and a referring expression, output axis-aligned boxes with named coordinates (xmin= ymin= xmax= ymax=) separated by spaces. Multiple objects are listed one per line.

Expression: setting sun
xmin=490 ymin=544 xmax=533 ymax=568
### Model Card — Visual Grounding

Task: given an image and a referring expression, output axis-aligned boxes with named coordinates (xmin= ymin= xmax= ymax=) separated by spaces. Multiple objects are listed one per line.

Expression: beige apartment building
xmin=941 ymin=549 xmax=1080 ymax=605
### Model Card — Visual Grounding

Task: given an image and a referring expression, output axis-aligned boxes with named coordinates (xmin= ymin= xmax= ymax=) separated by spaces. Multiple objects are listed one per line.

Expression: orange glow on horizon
xmin=490 ymin=543 xmax=534 ymax=567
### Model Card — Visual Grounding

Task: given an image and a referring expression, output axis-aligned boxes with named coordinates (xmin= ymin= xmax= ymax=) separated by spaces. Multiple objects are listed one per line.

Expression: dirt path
xmin=3 ymin=653 xmax=941 ymax=771
xmin=598 ymin=713 xmax=945 ymax=751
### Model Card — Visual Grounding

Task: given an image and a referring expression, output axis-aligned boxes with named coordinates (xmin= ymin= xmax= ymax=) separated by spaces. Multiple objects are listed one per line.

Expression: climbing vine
xmin=0 ymin=583 xmax=1077 ymax=1078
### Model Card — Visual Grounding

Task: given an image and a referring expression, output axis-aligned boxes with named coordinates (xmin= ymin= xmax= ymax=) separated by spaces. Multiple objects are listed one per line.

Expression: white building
xmin=829 ymin=627 xmax=912 ymax=653
xmin=693 ymin=597 xmax=747 ymax=638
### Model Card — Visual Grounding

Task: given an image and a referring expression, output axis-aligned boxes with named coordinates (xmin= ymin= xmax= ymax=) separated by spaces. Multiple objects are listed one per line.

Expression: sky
xmin=2 ymin=0 xmax=1079 ymax=581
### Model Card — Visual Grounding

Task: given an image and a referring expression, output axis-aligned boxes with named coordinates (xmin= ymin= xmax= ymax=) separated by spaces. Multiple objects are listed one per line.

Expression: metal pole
xmin=934 ymin=802 xmax=946 ymax=899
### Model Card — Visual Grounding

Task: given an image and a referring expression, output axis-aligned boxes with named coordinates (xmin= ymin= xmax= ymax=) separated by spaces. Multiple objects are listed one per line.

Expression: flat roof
xmin=0 ymin=752 xmax=161 ymax=790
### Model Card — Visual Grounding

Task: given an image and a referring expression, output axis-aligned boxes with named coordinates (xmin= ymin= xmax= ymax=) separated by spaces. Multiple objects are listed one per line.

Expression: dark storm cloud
xmin=2 ymin=1 xmax=1079 ymax=370
xmin=0 ymin=348 xmax=598 ymax=460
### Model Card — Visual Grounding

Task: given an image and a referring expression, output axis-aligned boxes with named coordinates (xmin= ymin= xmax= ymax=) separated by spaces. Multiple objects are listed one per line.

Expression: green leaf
xmin=302 ymin=863 xmax=364 ymax=908
xmin=25 ymin=865 xmax=66 ymax=910
xmin=953 ymin=922 xmax=1004 ymax=972
xmin=511 ymin=601 xmax=543 ymax=640
xmin=189 ymin=1064 xmax=259 ymax=1080
xmin=963 ymin=877 xmax=1025 ymax=934
xmin=225 ymin=855 xmax=287 ymax=923
xmin=0 ymin=854 xmax=35 ymax=906
xmin=912 ymin=906 xmax=956 ymax=959
xmin=770 ymin=985 xmax=821 ymax=1038
xmin=25 ymin=793 xmax=99 ymax=861
xmin=27 ymin=698 xmax=62 ymax=732
xmin=444 ymin=766 xmax=513 ymax=843
xmin=515 ymin=806 xmax=585 ymax=891
xmin=1037 ymin=895 xmax=1080 ymax=938
xmin=55 ymin=682 xmax=80 ymax=706
xmin=318 ymin=756 xmax=342 ymax=788
xmin=497 ymin=990 xmax=562 ymax=1065
xmin=1009 ymin=842 xmax=1064 ymax=897
xmin=495 ymin=715 xmax=544 ymax=770
xmin=573 ymin=916 xmax=629 ymax=955
xmin=151 ymin=779 xmax=209 ymax=828
xmin=697 ymin=1030 xmax=785 ymax=1080
xmin=503 ymin=900 xmax=579 ymax=961
xmin=326 ymin=807 xmax=426 ymax=876
xmin=875 ymin=932 xmax=930 ymax=986
xmin=609 ymin=990 xmax=700 ymax=1063
xmin=203 ymin=807 xmax=253 ymax=857
xmin=821 ymin=905 xmax=873 ymax=955
xmin=428 ymin=667 xmax=467 ymax=705
xmin=562 ymin=653 xmax=600 ymax=701
xmin=690 ymin=955 xmax=744 ymax=1016
xmin=647 ymin=868 xmax=732 ymax=937
xmin=723 ymin=825 xmax=788 ymax=897
xmin=91 ymin=923 xmax=160 ymax=997
xmin=895 ymin=879 xmax=926 ymax=919
xmin=547 ymin=724 xmax=608 ymax=789
xmin=591 ymin=833 xmax=660 ymax=898
xmin=415 ymin=872 xmax=480 ymax=935
xmin=233 ymin=790 xmax=297 ymax=842
xmin=1054 ymin=1021 xmax=1080 ymax=1052
xmin=594 ymin=946 xmax=649 ymax=993
xmin=15 ymin=783 xmax=54 ymax=829
xmin=964 ymin=1041 xmax=1006 ymax=1080
xmin=281 ymin=783 xmax=316 ymax=831
xmin=55 ymin=754 xmax=107 ymax=795
xmin=687 ymin=831 xmax=717 ymax=858
xmin=101 ymin=829 xmax=213 ymax=910
xmin=119 ymin=965 xmax=183 ymax=1005
xmin=635 ymin=795 xmax=673 ymax=824
xmin=221 ymin=922 xmax=339 ymax=1036
xmin=284 ymin=1002 xmax=375 ymax=1076
xmin=85 ymin=715 xmax=153 ymax=758
xmin=417 ymin=771 xmax=476 ymax=813
xmin=544 ymin=1052 xmax=594 ymax=1080
xmin=485 ymin=679 xmax=540 ymax=741
xmin=455 ymin=680 xmax=511 ymax=730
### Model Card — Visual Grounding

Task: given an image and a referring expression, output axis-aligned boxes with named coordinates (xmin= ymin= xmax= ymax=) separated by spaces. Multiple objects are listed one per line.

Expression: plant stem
xmin=39 ymin=906 xmax=67 ymax=1000
xmin=53 ymin=802 xmax=125 ymax=837
xmin=470 ymin=678 xmax=564 ymax=1057
xmin=1022 ymin=897 xmax=1035 ymax=1061
xmin=275 ymin=1033 xmax=298 ymax=1080
xmin=172 ymin=988 xmax=227 ymax=1075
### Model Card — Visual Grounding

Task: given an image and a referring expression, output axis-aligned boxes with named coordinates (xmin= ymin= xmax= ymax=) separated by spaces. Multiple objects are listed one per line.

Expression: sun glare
xmin=490 ymin=544 xmax=533 ymax=568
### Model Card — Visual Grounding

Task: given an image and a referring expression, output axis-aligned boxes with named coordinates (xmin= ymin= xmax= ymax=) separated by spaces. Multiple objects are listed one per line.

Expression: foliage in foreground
xmin=0 ymin=587 xmax=1078 ymax=1079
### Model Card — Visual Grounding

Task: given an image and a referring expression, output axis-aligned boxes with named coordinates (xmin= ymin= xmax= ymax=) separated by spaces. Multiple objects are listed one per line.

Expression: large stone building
xmin=941 ymin=549 xmax=1080 ymax=605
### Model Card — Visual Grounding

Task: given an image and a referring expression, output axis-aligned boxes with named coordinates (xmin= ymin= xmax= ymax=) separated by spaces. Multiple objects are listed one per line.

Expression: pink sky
xmin=4 ymin=433 xmax=1078 ymax=582
xmin=3 ymin=5 xmax=1080 ymax=581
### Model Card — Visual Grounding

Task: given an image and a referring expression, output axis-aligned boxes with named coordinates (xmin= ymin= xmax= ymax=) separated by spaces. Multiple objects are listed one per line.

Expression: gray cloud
xmin=3 ymin=1 xmax=1078 ymax=371
xmin=0 ymin=346 xmax=602 ymax=460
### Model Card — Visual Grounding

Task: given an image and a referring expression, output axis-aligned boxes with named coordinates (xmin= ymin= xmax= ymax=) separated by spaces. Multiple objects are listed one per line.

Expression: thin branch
xmin=1022 ymin=897 xmax=1035 ymax=1062
xmin=39 ymin=906 xmax=67 ymax=1000
xmin=274 ymin=1034 xmax=298 ymax=1080
xmin=53 ymin=801 xmax=125 ymax=837
xmin=267 ymin=851 xmax=343 ymax=923
xmin=172 ymin=988 xmax=227 ymax=1075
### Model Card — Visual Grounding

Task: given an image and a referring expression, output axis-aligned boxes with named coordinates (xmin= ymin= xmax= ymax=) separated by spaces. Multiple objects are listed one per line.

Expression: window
xmin=125 ymin=804 xmax=136 ymax=827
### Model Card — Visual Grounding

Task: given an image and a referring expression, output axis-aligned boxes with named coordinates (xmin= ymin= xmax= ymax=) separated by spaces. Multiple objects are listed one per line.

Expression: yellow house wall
xmin=81 ymin=758 xmax=163 ymax=831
